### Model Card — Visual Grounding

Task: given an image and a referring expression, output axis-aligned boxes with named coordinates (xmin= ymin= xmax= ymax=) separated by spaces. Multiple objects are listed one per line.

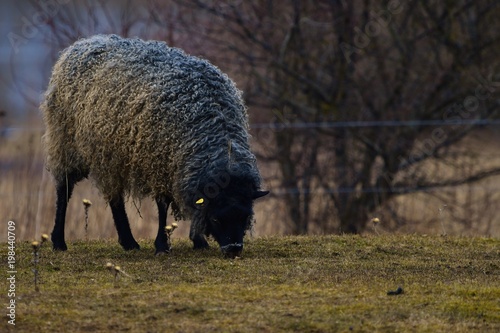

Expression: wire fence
xmin=251 ymin=119 xmax=500 ymax=129
xmin=3 ymin=118 xmax=500 ymax=133
xmin=2 ymin=120 xmax=500 ymax=183
xmin=2 ymin=120 xmax=500 ymax=196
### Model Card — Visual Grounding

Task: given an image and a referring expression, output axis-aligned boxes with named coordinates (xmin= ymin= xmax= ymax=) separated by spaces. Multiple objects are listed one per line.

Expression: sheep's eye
xmin=211 ymin=218 xmax=219 ymax=224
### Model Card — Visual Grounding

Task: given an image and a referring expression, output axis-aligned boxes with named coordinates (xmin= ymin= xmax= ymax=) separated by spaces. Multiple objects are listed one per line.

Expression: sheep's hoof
xmin=121 ymin=242 xmax=140 ymax=251
xmin=155 ymin=249 xmax=170 ymax=256
xmin=192 ymin=238 xmax=209 ymax=250
xmin=52 ymin=242 xmax=68 ymax=251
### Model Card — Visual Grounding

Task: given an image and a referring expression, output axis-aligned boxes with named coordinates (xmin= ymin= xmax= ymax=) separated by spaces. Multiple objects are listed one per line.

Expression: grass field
xmin=2 ymin=235 xmax=499 ymax=332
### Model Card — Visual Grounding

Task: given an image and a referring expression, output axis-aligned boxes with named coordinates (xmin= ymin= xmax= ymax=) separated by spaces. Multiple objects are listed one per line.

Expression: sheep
xmin=41 ymin=34 xmax=268 ymax=258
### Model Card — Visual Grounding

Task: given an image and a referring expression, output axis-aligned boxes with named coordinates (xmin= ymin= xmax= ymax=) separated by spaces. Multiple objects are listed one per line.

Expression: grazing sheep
xmin=41 ymin=34 xmax=268 ymax=258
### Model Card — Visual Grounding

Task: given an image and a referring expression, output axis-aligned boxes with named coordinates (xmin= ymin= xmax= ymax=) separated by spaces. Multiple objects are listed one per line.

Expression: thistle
xmin=105 ymin=262 xmax=114 ymax=271
xmin=41 ymin=234 xmax=49 ymax=243
xmin=106 ymin=262 xmax=120 ymax=282
xmin=371 ymin=217 xmax=380 ymax=235
xmin=32 ymin=233 xmax=49 ymax=292
xmin=105 ymin=262 xmax=130 ymax=283
xmin=164 ymin=223 xmax=179 ymax=252
xmin=83 ymin=199 xmax=92 ymax=239
xmin=113 ymin=266 xmax=121 ymax=280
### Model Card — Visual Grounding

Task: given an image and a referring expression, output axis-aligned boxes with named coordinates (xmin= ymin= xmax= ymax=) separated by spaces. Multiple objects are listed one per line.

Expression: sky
xmin=0 ymin=0 xmax=138 ymax=126
xmin=1 ymin=0 xmax=56 ymax=125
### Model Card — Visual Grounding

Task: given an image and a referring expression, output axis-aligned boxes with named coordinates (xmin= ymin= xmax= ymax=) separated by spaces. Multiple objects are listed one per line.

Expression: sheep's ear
xmin=195 ymin=198 xmax=204 ymax=205
xmin=253 ymin=191 xmax=269 ymax=200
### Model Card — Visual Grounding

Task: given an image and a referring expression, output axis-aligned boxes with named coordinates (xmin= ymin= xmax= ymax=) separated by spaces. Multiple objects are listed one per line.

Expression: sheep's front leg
xmin=109 ymin=196 xmax=140 ymax=250
xmin=155 ymin=198 xmax=171 ymax=255
xmin=189 ymin=222 xmax=209 ymax=249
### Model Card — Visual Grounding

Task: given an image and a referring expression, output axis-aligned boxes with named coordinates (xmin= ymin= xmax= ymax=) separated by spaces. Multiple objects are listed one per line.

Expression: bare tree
xmin=35 ymin=0 xmax=500 ymax=234
xmin=171 ymin=0 xmax=500 ymax=234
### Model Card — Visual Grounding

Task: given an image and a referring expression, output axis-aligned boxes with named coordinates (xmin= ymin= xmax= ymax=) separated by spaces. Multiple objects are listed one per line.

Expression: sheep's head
xmin=194 ymin=175 xmax=268 ymax=258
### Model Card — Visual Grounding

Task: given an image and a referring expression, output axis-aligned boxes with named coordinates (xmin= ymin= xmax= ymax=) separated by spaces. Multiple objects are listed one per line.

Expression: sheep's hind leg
xmin=52 ymin=172 xmax=82 ymax=251
xmin=109 ymin=196 xmax=140 ymax=250
xmin=154 ymin=198 xmax=171 ymax=255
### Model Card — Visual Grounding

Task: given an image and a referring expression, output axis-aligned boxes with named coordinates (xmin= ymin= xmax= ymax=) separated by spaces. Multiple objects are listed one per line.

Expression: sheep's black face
xmin=205 ymin=202 xmax=252 ymax=258
xmin=197 ymin=188 xmax=269 ymax=258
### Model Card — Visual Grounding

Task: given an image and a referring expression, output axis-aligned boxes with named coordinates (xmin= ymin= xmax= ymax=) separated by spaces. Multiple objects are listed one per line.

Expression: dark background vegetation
xmin=1 ymin=0 xmax=500 ymax=238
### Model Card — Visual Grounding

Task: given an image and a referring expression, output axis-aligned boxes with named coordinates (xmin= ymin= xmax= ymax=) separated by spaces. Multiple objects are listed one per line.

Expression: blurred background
xmin=1 ymin=0 xmax=499 ymax=242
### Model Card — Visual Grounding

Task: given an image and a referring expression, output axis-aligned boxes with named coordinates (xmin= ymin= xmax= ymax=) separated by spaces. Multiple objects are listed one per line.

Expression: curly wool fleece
xmin=42 ymin=34 xmax=262 ymax=220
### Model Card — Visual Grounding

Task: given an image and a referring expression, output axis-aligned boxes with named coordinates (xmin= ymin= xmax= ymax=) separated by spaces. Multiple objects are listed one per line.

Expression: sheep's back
xmin=42 ymin=35 xmax=251 ymax=205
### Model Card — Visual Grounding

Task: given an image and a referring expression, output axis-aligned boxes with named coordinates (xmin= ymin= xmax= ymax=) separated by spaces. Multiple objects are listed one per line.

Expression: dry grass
xmin=1 ymin=235 xmax=499 ymax=332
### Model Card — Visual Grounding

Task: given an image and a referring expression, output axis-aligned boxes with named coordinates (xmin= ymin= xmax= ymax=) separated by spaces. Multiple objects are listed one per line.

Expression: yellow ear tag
xmin=195 ymin=198 xmax=204 ymax=205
